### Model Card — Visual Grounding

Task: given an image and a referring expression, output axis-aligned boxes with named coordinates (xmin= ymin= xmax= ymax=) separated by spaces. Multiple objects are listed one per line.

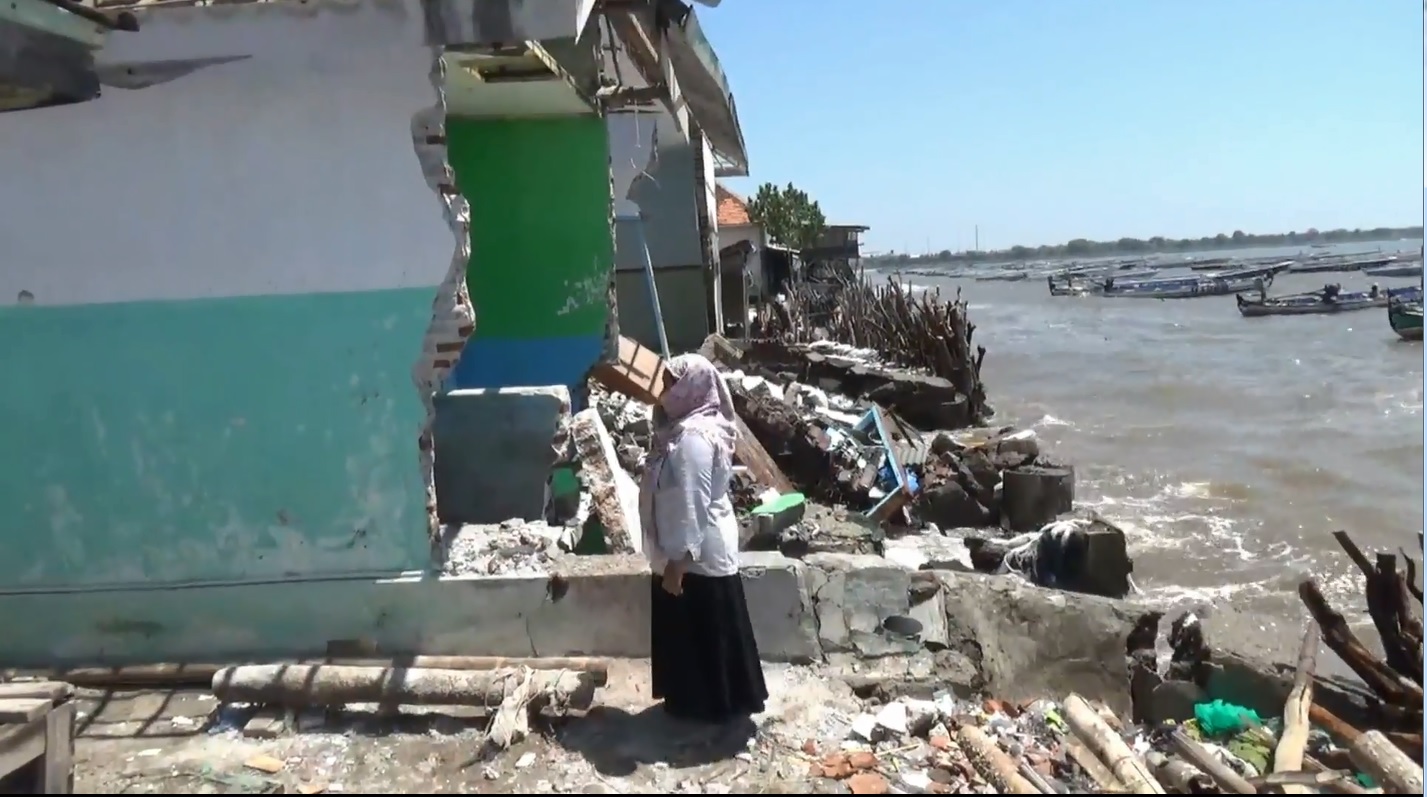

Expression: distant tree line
xmin=865 ymin=226 xmax=1425 ymax=266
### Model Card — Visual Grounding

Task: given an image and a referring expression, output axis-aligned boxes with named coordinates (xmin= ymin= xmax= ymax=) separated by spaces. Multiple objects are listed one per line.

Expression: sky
xmin=698 ymin=0 xmax=1425 ymax=253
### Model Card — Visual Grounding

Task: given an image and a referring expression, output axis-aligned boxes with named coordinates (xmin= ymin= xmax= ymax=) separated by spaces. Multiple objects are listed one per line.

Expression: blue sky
xmin=700 ymin=0 xmax=1424 ymax=253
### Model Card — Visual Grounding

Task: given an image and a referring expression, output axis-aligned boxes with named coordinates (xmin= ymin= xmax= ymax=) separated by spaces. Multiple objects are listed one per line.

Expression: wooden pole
xmin=1349 ymin=730 xmax=1425 ymax=794
xmin=1062 ymin=694 xmax=1163 ymax=794
xmin=1166 ymin=729 xmax=1255 ymax=794
xmin=41 ymin=656 xmax=610 ymax=689
xmin=1065 ymin=738 xmax=1128 ymax=793
xmin=956 ymin=725 xmax=1040 ymax=794
xmin=1274 ymin=622 xmax=1320 ymax=794
xmin=210 ymin=665 xmax=601 ymax=711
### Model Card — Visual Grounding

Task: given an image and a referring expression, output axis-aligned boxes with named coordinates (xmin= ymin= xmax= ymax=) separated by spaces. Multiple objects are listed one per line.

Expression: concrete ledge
xmin=0 ymin=551 xmax=1154 ymax=702
xmin=432 ymin=386 xmax=570 ymax=524
xmin=0 ymin=552 xmax=818 ymax=668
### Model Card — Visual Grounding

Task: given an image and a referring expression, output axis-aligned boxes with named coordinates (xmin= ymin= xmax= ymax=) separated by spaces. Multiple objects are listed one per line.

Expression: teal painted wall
xmin=445 ymin=116 xmax=615 ymax=390
xmin=0 ymin=288 xmax=434 ymax=589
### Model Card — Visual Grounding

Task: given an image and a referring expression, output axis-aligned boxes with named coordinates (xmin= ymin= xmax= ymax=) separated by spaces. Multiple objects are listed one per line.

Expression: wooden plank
xmin=42 ymin=702 xmax=73 ymax=794
xmin=0 ymin=698 xmax=49 ymax=723
xmin=591 ymin=336 xmax=667 ymax=405
xmin=732 ymin=413 xmax=794 ymax=494
xmin=0 ymin=720 xmax=45 ymax=781
xmin=0 ymin=682 xmax=72 ymax=703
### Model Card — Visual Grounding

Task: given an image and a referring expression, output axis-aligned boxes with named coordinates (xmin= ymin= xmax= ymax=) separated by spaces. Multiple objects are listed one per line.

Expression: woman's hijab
xmin=638 ymin=354 xmax=738 ymax=551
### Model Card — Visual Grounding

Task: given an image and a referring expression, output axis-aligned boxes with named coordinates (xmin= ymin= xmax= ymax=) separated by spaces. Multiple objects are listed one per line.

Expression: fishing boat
xmin=1236 ymin=285 xmax=1422 ymax=317
xmin=1046 ymin=268 xmax=1160 ymax=296
xmin=1363 ymin=262 xmax=1424 ymax=279
xmin=1388 ymin=298 xmax=1424 ymax=340
xmin=1286 ymin=255 xmax=1395 ymax=274
xmin=1101 ymin=272 xmax=1269 ymax=299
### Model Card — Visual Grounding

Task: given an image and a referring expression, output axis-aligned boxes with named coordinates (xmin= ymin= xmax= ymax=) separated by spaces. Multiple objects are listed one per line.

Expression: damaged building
xmin=0 ymin=0 xmax=751 ymax=666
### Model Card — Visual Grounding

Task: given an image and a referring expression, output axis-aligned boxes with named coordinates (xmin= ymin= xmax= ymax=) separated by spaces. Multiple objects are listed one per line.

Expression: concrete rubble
xmin=437 ymin=519 xmax=570 ymax=576
xmin=579 ymin=335 xmax=1134 ymax=602
xmin=33 ymin=600 xmax=1413 ymax=794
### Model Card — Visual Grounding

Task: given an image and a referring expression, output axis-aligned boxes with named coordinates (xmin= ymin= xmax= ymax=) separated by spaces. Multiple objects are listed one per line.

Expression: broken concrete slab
xmin=805 ymin=552 xmax=920 ymax=659
xmin=739 ymin=551 xmax=820 ymax=663
xmin=569 ymin=408 xmax=642 ymax=554
xmin=934 ymin=570 xmax=1153 ymax=715
xmin=433 ymin=386 xmax=571 ymax=525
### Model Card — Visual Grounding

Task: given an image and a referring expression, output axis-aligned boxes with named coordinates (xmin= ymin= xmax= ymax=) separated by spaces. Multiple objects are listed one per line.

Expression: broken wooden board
xmin=591 ymin=336 xmax=667 ymax=405
xmin=733 ymin=413 xmax=795 ymax=494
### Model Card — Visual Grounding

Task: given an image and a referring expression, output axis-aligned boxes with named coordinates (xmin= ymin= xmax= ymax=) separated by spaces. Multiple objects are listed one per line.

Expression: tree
xmin=746 ymin=182 xmax=827 ymax=252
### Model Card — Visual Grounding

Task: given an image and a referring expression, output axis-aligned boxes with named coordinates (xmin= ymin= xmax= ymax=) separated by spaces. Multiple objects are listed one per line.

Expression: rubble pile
xmin=569 ymin=334 xmax=1134 ymax=599
xmin=805 ymin=691 xmax=1094 ymax=794
xmin=437 ymin=519 xmax=569 ymax=576
xmin=753 ymin=277 xmax=990 ymax=427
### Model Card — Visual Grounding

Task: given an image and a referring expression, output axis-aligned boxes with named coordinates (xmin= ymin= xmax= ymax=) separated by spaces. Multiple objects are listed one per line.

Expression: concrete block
xmin=739 ymin=551 xmax=820 ymax=663
xmin=804 ymin=552 xmax=917 ymax=658
xmin=935 ymin=569 xmax=1153 ymax=714
xmin=569 ymin=409 xmax=642 ymax=554
xmin=526 ymin=555 xmax=652 ymax=657
xmin=433 ymin=386 xmax=570 ymax=525
xmin=242 ymin=708 xmax=287 ymax=739
xmin=907 ymin=588 xmax=949 ymax=650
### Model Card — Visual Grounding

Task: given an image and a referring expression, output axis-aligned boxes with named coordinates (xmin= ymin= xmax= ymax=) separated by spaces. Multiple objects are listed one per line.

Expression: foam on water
xmin=1032 ymin=413 xmax=1075 ymax=428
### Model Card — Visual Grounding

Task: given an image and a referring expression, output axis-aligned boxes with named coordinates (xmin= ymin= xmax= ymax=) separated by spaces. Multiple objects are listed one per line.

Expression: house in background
xmin=715 ymin=184 xmax=761 ymax=334
xmin=804 ymin=224 xmax=872 ymax=283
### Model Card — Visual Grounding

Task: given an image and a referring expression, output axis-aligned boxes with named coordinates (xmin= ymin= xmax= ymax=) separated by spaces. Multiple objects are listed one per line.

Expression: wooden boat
xmin=1363 ymin=262 xmax=1423 ymax=279
xmin=1287 ymin=256 xmax=1394 ymax=274
xmin=1102 ymin=272 xmax=1269 ymax=299
xmin=1046 ymin=268 xmax=1160 ymax=296
xmin=1388 ymin=298 xmax=1423 ymax=340
xmin=1237 ymin=285 xmax=1422 ymax=317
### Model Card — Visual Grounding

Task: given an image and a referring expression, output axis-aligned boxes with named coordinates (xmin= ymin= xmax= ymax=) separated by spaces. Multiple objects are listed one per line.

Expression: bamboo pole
xmin=1062 ymin=694 xmax=1163 ymax=794
xmin=957 ymin=725 xmax=1040 ymax=794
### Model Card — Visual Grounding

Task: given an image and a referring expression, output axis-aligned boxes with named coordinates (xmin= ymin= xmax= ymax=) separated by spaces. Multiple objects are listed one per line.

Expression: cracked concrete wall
xmin=410 ymin=59 xmax=476 ymax=543
xmin=0 ymin=2 xmax=455 ymax=589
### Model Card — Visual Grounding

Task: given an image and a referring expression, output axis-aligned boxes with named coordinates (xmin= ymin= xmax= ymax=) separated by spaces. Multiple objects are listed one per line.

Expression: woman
xmin=639 ymin=353 xmax=768 ymax=723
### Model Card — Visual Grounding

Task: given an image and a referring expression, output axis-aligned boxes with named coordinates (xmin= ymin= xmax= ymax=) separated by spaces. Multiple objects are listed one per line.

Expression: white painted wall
xmin=607 ymin=110 xmax=703 ymax=271
xmin=1 ymin=1 xmax=448 ymax=308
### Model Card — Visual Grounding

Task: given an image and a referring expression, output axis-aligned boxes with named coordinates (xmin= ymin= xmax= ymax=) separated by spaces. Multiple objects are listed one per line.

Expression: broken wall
xmin=606 ymin=109 xmax=710 ymax=351
xmin=0 ymin=4 xmax=450 ymax=590
xmin=443 ymin=116 xmax=615 ymax=393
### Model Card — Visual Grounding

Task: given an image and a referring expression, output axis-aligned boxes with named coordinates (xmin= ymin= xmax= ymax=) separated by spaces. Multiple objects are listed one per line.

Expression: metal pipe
xmin=617 ymin=214 xmax=670 ymax=359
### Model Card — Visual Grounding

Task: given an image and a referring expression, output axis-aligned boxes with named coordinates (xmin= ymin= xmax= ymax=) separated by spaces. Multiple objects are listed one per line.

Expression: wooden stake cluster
xmin=754 ymin=276 xmax=990 ymax=423
xmin=1266 ymin=529 xmax=1427 ymax=797
xmin=1297 ymin=531 xmax=1422 ymax=766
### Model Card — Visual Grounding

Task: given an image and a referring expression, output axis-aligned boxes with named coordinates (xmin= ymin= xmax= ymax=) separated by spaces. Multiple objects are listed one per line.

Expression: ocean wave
xmin=1033 ymin=413 xmax=1075 ymax=428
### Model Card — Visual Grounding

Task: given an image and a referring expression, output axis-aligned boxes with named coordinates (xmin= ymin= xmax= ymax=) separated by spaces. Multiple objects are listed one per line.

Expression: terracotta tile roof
xmin=715 ymin=183 xmax=751 ymax=228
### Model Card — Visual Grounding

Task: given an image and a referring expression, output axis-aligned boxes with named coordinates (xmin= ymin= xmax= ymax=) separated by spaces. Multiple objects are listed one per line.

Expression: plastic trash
xmin=1193 ymin=699 xmax=1262 ymax=737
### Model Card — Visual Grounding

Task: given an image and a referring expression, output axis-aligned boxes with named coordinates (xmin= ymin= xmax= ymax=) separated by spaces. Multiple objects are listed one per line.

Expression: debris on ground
xmin=576 ymin=333 xmax=1134 ymax=600
xmin=438 ymin=519 xmax=570 ymax=576
xmin=18 ymin=641 xmax=1419 ymax=795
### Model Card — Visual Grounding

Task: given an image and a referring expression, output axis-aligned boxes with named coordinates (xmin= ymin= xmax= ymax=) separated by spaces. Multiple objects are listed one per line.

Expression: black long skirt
xmin=650 ymin=572 xmax=769 ymax=723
